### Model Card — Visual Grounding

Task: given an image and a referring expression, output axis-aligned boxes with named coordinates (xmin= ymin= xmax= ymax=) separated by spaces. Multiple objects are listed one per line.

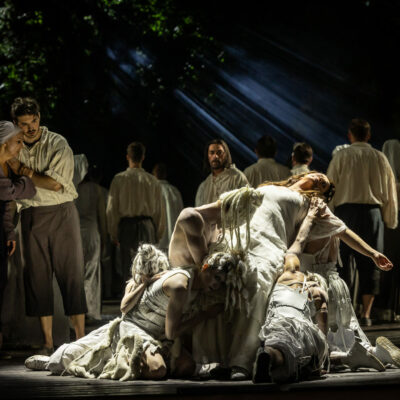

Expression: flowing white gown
xmin=192 ymin=185 xmax=345 ymax=371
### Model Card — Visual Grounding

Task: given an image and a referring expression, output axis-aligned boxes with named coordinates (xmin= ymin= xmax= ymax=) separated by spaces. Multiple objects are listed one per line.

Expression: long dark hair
xmin=259 ymin=171 xmax=335 ymax=203
xmin=203 ymin=138 xmax=232 ymax=173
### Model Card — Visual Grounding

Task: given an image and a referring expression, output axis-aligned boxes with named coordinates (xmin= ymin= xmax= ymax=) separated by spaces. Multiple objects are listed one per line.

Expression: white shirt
xmin=244 ymin=158 xmax=290 ymax=188
xmin=158 ymin=180 xmax=184 ymax=250
xmin=327 ymin=142 xmax=398 ymax=229
xmin=195 ymin=164 xmax=248 ymax=207
xmin=106 ymin=167 xmax=166 ymax=241
xmin=17 ymin=126 xmax=77 ymax=210
xmin=290 ymin=164 xmax=310 ymax=176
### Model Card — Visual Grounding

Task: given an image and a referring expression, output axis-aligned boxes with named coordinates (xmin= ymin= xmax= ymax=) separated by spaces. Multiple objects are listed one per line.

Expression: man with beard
xmin=195 ymin=139 xmax=248 ymax=207
xmin=8 ymin=97 xmax=87 ymax=355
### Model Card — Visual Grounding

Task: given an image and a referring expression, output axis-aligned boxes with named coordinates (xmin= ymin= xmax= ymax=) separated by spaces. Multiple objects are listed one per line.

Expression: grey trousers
xmin=21 ymin=202 xmax=87 ymax=316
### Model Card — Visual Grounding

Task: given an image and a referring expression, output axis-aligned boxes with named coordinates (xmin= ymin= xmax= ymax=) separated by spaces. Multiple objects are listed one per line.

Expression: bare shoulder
xmin=176 ymin=207 xmax=204 ymax=230
xmin=163 ymin=272 xmax=189 ymax=295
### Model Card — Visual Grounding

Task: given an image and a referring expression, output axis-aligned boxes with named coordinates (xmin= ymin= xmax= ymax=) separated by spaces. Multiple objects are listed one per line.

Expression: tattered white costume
xmin=193 ymin=185 xmax=345 ymax=371
xmin=46 ymin=268 xmax=196 ymax=380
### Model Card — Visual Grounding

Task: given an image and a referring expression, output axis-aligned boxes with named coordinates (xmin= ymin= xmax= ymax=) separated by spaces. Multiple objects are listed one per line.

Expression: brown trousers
xmin=22 ymin=202 xmax=87 ymax=317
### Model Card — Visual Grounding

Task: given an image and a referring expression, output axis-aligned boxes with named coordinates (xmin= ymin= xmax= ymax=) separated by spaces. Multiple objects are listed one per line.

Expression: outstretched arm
xmin=337 ymin=228 xmax=393 ymax=271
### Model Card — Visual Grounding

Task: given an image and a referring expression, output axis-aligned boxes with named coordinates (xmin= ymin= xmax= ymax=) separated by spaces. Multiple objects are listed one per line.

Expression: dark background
xmin=1 ymin=0 xmax=399 ymax=205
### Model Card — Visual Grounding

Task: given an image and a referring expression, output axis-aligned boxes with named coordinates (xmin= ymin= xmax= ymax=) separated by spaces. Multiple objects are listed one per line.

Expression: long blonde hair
xmin=258 ymin=171 xmax=335 ymax=203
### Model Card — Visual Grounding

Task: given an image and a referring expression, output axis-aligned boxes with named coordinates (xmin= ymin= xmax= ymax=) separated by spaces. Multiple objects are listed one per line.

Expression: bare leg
xmin=141 ymin=348 xmax=167 ymax=380
xmin=69 ymin=314 xmax=85 ymax=340
xmin=361 ymin=294 xmax=374 ymax=319
xmin=40 ymin=315 xmax=53 ymax=349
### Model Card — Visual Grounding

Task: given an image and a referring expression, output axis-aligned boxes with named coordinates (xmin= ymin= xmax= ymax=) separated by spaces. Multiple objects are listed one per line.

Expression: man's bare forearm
xmin=288 ymin=215 xmax=314 ymax=255
xmin=30 ymin=172 xmax=62 ymax=191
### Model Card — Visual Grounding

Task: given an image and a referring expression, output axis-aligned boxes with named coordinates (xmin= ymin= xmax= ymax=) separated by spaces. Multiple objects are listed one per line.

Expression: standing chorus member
xmin=152 ymin=162 xmax=184 ymax=253
xmin=9 ymin=97 xmax=87 ymax=355
xmin=327 ymin=118 xmax=398 ymax=326
xmin=244 ymin=135 xmax=290 ymax=188
xmin=290 ymin=142 xmax=313 ymax=176
xmin=195 ymin=139 xmax=248 ymax=206
xmin=106 ymin=141 xmax=166 ymax=289
xmin=75 ymin=157 xmax=107 ymax=321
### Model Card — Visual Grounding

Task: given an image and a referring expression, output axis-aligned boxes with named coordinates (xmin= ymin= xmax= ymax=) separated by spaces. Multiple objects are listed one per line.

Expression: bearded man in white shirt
xmin=327 ymin=118 xmax=398 ymax=327
xmin=106 ymin=142 xmax=166 ymax=290
xmin=9 ymin=97 xmax=87 ymax=355
xmin=195 ymin=139 xmax=248 ymax=207
xmin=244 ymin=135 xmax=290 ymax=188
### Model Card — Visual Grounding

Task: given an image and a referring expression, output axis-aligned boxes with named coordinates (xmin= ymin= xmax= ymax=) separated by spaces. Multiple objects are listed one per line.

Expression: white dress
xmin=193 ymin=185 xmax=345 ymax=371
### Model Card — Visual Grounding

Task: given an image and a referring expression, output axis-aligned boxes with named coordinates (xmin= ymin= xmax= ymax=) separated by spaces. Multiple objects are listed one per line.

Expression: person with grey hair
xmin=0 ymin=121 xmax=36 ymax=359
xmin=195 ymin=138 xmax=248 ymax=206
xmin=24 ymin=243 xmax=232 ymax=381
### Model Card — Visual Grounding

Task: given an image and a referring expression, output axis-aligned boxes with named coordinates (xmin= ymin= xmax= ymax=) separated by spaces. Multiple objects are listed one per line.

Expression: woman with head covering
xmin=0 ymin=121 xmax=36 ymax=358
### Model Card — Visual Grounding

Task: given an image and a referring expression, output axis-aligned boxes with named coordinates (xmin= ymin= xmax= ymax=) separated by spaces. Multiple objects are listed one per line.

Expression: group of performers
xmin=25 ymin=171 xmax=400 ymax=383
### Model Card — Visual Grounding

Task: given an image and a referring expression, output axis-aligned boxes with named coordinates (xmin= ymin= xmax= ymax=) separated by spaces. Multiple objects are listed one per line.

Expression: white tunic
xmin=195 ymin=164 xmax=248 ymax=206
xmin=244 ymin=158 xmax=290 ymax=188
xmin=106 ymin=167 xmax=166 ymax=242
xmin=17 ymin=127 xmax=77 ymax=210
xmin=327 ymin=142 xmax=398 ymax=229
xmin=157 ymin=180 xmax=184 ymax=251
xmin=290 ymin=164 xmax=310 ymax=176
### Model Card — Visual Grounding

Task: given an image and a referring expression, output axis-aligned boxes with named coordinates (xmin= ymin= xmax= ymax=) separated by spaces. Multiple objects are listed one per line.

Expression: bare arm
xmin=178 ymin=208 xmax=210 ymax=267
xmin=337 ymin=228 xmax=393 ymax=271
xmin=164 ymin=273 xmax=190 ymax=340
xmin=287 ymin=197 xmax=327 ymax=257
xmin=120 ymin=272 xmax=167 ymax=314
xmin=7 ymin=158 xmax=62 ymax=192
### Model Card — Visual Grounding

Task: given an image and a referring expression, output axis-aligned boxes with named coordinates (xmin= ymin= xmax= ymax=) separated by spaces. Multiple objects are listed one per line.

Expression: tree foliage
xmin=0 ymin=0 xmax=223 ymax=125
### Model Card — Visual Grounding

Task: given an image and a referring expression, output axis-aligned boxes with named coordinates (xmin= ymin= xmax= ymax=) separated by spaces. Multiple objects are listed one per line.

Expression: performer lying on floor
xmin=24 ymin=244 xmax=235 ymax=380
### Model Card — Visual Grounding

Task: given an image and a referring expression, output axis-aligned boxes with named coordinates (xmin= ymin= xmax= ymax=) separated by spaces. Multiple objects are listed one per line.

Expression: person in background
xmin=152 ymin=162 xmax=184 ymax=253
xmin=74 ymin=156 xmax=107 ymax=322
xmin=290 ymin=142 xmax=313 ymax=176
xmin=327 ymin=118 xmax=398 ymax=326
xmin=195 ymin=138 xmax=248 ymax=206
xmin=106 ymin=142 xmax=166 ymax=292
xmin=0 ymin=121 xmax=36 ymax=359
xmin=244 ymin=135 xmax=289 ymax=188
xmin=8 ymin=97 xmax=87 ymax=355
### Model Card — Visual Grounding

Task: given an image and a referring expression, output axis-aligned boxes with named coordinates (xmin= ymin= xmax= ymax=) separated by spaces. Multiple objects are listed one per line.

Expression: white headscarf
xmin=0 ymin=121 xmax=21 ymax=144
xmin=382 ymin=139 xmax=400 ymax=182
xmin=73 ymin=154 xmax=89 ymax=188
